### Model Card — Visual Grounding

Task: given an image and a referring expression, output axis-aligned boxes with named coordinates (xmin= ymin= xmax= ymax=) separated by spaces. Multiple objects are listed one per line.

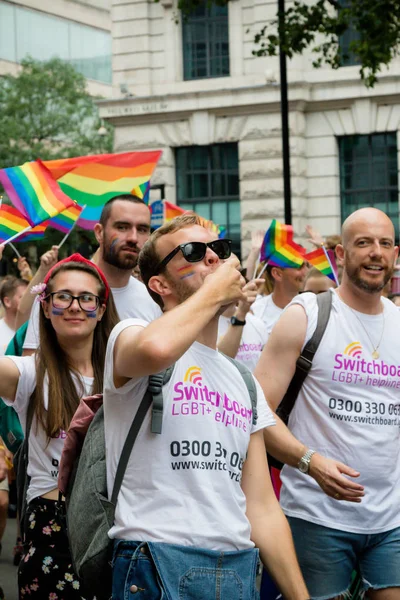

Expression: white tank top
xmin=280 ymin=290 xmax=400 ymax=534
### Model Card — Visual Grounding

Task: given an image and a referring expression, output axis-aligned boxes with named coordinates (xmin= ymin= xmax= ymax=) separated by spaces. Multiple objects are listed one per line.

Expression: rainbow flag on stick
xmin=260 ymin=220 xmax=305 ymax=268
xmin=0 ymin=160 xmax=76 ymax=227
xmin=0 ymin=205 xmax=48 ymax=243
xmin=305 ymin=246 xmax=339 ymax=285
xmin=17 ymin=222 xmax=48 ymax=242
xmin=164 ymin=201 xmax=187 ymax=222
xmin=43 ymin=151 xmax=162 ymax=230
xmin=49 ymin=203 xmax=83 ymax=234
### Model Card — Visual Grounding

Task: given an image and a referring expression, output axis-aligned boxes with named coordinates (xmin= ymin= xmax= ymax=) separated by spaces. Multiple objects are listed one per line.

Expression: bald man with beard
xmin=255 ymin=208 xmax=400 ymax=600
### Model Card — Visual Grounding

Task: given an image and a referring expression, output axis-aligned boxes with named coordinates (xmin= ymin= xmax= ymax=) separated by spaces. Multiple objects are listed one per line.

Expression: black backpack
xmin=268 ymin=291 xmax=332 ymax=470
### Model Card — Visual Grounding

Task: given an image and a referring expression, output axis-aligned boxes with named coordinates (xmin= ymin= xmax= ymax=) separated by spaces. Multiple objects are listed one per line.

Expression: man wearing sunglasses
xmin=102 ymin=214 xmax=309 ymax=600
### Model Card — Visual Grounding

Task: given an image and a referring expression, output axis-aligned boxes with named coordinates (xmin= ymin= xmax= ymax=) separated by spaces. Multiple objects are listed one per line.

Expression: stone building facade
xmin=100 ymin=0 xmax=400 ymax=254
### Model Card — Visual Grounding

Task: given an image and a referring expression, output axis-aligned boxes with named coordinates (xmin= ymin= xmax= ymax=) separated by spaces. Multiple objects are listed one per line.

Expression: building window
xmin=338 ymin=1 xmax=360 ymax=67
xmin=176 ymin=144 xmax=240 ymax=255
xmin=182 ymin=3 xmax=229 ymax=81
xmin=339 ymin=133 xmax=399 ymax=239
xmin=0 ymin=1 xmax=111 ymax=83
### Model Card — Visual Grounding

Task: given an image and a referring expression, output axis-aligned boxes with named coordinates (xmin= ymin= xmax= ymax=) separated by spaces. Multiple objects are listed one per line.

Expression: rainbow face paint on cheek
xmin=51 ymin=308 xmax=64 ymax=316
xmin=177 ymin=265 xmax=195 ymax=280
xmin=86 ymin=311 xmax=97 ymax=318
xmin=110 ymin=236 xmax=119 ymax=254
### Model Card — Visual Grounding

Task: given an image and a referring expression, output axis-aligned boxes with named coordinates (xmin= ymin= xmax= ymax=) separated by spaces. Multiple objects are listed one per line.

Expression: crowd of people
xmin=0 ymin=196 xmax=399 ymax=600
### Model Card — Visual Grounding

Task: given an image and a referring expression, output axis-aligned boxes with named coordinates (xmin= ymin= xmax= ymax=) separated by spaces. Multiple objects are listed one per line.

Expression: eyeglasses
xmin=155 ymin=239 xmax=232 ymax=274
xmin=46 ymin=292 xmax=100 ymax=312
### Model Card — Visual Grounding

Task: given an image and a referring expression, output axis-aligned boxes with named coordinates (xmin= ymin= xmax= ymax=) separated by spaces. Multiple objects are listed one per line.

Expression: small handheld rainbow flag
xmin=49 ymin=203 xmax=83 ymax=234
xmin=0 ymin=205 xmax=31 ymax=242
xmin=164 ymin=201 xmax=187 ymax=222
xmin=43 ymin=151 xmax=162 ymax=230
xmin=0 ymin=160 xmax=76 ymax=227
xmin=0 ymin=205 xmax=47 ymax=243
xmin=196 ymin=215 xmax=226 ymax=239
xmin=17 ymin=222 xmax=48 ymax=242
xmin=260 ymin=220 xmax=305 ymax=268
xmin=305 ymin=246 xmax=339 ymax=285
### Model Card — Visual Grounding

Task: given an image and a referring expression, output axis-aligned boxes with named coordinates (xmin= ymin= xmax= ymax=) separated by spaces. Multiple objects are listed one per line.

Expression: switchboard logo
xmin=184 ymin=366 xmax=202 ymax=386
xmin=343 ymin=342 xmax=363 ymax=358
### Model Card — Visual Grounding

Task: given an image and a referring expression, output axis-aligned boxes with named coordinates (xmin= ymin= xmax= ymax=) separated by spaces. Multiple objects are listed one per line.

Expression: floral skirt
xmin=19 ymin=497 xmax=90 ymax=600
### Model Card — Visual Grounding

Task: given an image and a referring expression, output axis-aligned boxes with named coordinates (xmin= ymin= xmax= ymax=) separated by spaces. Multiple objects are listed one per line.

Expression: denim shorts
xmin=112 ymin=540 xmax=260 ymax=600
xmin=288 ymin=517 xmax=400 ymax=600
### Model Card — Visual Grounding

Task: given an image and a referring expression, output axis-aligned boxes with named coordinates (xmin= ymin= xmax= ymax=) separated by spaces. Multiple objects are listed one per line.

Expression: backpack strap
xmin=276 ymin=290 xmax=332 ymax=424
xmin=111 ymin=363 xmax=176 ymax=504
xmin=219 ymin=353 xmax=258 ymax=426
xmin=110 ymin=388 xmax=153 ymax=505
xmin=150 ymin=364 xmax=175 ymax=434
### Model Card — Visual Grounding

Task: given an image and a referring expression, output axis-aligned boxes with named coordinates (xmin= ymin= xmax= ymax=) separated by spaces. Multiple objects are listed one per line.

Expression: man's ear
xmin=335 ymin=244 xmax=345 ymax=266
xmin=94 ymin=223 xmax=103 ymax=245
xmin=271 ymin=266 xmax=282 ymax=282
xmin=148 ymin=275 xmax=172 ymax=301
xmin=2 ymin=296 xmax=11 ymax=310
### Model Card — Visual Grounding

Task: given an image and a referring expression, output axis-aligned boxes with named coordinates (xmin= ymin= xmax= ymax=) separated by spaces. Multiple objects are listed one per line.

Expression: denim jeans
xmin=288 ymin=517 xmax=400 ymax=600
xmin=112 ymin=540 xmax=260 ymax=600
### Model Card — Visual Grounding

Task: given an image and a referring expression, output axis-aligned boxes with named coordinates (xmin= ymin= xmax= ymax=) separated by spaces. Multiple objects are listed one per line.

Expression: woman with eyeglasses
xmin=0 ymin=249 xmax=119 ymax=599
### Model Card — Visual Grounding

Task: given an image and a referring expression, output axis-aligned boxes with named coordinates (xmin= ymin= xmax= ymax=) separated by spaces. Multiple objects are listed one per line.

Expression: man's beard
xmin=346 ymin=262 xmax=393 ymax=294
xmin=103 ymin=242 xmax=138 ymax=270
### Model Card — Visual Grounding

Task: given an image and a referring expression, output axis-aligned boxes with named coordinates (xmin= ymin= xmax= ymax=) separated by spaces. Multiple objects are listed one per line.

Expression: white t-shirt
xmin=218 ymin=313 xmax=268 ymax=373
xmin=23 ymin=276 xmax=162 ymax=350
xmin=280 ymin=290 xmax=400 ymax=535
xmin=251 ymin=294 xmax=283 ymax=337
xmin=2 ymin=355 xmax=93 ymax=503
xmin=104 ymin=319 xmax=275 ymax=549
xmin=0 ymin=318 xmax=15 ymax=356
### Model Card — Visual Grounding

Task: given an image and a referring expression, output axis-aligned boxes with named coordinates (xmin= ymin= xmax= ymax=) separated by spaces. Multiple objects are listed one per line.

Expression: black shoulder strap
xmin=276 ymin=290 xmax=332 ymax=424
xmin=111 ymin=364 xmax=175 ymax=504
xmin=220 ymin=353 xmax=258 ymax=425
xmin=150 ymin=364 xmax=175 ymax=434
xmin=111 ymin=388 xmax=152 ymax=505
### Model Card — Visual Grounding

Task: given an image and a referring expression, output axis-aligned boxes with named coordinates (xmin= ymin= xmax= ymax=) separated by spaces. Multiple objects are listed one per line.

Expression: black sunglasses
xmin=155 ymin=239 xmax=232 ymax=274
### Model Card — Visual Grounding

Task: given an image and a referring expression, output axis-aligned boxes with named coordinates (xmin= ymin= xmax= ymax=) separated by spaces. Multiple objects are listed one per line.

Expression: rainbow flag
xmin=196 ymin=215 xmax=226 ymax=239
xmin=260 ymin=220 xmax=305 ymax=268
xmin=0 ymin=160 xmax=76 ymax=226
xmin=164 ymin=201 xmax=187 ymax=222
xmin=0 ymin=205 xmax=48 ymax=243
xmin=0 ymin=205 xmax=32 ymax=242
xmin=43 ymin=151 xmax=162 ymax=230
xmin=49 ymin=203 xmax=83 ymax=234
xmin=305 ymin=246 xmax=338 ymax=284
xmin=162 ymin=203 xmax=226 ymax=238
xmin=18 ymin=222 xmax=48 ymax=242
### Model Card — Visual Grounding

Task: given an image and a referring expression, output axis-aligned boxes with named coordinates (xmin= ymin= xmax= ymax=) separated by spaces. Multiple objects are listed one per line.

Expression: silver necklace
xmin=337 ymin=292 xmax=385 ymax=359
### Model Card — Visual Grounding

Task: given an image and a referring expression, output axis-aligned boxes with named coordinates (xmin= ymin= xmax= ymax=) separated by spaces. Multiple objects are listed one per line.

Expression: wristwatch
xmin=297 ymin=449 xmax=316 ymax=474
xmin=230 ymin=316 xmax=246 ymax=326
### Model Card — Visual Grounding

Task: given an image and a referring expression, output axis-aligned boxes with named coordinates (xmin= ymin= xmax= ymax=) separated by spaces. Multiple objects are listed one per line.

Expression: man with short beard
xmin=22 ymin=195 xmax=161 ymax=353
xmin=92 ymin=194 xmax=161 ymax=322
xmin=254 ymin=207 xmax=400 ymax=599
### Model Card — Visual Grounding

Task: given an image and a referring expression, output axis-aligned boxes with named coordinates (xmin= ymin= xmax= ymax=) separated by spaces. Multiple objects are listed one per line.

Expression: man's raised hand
xmin=204 ymin=255 xmax=247 ymax=307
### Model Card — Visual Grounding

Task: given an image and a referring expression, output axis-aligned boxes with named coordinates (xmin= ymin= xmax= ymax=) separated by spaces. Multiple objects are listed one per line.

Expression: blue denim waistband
xmin=113 ymin=540 xmax=260 ymax=600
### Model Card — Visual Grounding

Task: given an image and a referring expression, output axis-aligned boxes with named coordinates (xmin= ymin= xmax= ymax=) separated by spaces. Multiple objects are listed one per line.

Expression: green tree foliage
xmin=0 ymin=56 xmax=113 ymax=169
xmin=173 ymin=0 xmax=400 ymax=87
xmin=0 ymin=58 xmax=110 ymax=264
